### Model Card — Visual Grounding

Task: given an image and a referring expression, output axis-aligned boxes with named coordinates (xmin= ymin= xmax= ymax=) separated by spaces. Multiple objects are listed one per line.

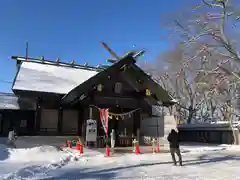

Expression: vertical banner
xmin=100 ymin=109 xmax=109 ymax=137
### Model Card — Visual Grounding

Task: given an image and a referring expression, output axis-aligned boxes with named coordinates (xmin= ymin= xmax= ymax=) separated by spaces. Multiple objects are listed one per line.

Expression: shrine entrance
xmin=61 ymin=55 xmax=175 ymax=148
xmin=87 ymin=106 xmax=141 ymax=148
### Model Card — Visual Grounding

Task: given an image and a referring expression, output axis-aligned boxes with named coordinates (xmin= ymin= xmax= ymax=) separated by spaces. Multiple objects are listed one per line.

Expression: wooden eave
xmin=61 ymin=55 xmax=136 ymax=105
xmin=61 ymin=55 xmax=176 ymax=107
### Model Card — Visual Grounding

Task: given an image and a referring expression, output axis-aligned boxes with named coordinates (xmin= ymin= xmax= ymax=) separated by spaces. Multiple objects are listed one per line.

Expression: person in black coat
xmin=167 ymin=129 xmax=182 ymax=166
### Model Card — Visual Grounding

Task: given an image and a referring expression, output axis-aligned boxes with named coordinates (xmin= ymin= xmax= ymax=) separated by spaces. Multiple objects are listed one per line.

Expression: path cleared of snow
xmin=47 ymin=150 xmax=240 ymax=180
xmin=0 ymin=143 xmax=240 ymax=179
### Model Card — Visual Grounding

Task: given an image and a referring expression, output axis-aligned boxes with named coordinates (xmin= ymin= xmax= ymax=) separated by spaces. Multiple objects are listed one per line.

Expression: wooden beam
xmin=121 ymin=72 xmax=142 ymax=92
xmin=62 ymin=55 xmax=136 ymax=105
xmin=92 ymin=96 xmax=140 ymax=109
xmin=93 ymin=91 xmax=144 ymax=99
xmin=121 ymin=70 xmax=159 ymax=106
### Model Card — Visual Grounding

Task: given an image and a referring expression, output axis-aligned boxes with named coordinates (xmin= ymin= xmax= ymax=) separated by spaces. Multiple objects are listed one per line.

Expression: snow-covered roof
xmin=12 ymin=61 xmax=99 ymax=94
xmin=0 ymin=93 xmax=36 ymax=110
xmin=0 ymin=93 xmax=20 ymax=109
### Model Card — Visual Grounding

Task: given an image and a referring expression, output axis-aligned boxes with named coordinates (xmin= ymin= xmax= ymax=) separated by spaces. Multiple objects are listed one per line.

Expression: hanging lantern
xmin=145 ymin=89 xmax=151 ymax=96
xmin=116 ymin=116 xmax=119 ymax=120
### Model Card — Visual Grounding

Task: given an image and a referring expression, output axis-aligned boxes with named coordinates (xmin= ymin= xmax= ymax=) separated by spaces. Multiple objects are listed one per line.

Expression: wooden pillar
xmin=35 ymin=98 xmax=42 ymax=135
xmin=133 ymin=108 xmax=141 ymax=141
xmin=57 ymin=107 xmax=63 ymax=135
xmin=78 ymin=108 xmax=84 ymax=136
xmin=0 ymin=113 xmax=3 ymax=136
xmin=81 ymin=107 xmax=89 ymax=142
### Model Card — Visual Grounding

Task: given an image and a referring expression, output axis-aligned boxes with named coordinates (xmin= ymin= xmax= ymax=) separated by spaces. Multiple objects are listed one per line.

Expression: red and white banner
xmin=100 ymin=109 xmax=109 ymax=137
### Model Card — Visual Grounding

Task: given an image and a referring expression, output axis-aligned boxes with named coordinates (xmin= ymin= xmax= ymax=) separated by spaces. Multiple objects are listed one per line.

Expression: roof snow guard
xmin=12 ymin=56 xmax=99 ymax=94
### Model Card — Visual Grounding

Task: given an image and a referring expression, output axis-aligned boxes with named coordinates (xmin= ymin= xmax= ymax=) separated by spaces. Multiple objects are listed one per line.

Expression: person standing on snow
xmin=167 ymin=129 xmax=182 ymax=166
xmin=7 ymin=127 xmax=17 ymax=148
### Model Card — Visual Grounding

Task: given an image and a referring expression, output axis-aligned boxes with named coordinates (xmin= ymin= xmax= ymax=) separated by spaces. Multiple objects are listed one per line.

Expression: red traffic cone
xmin=156 ymin=143 xmax=160 ymax=153
xmin=105 ymin=145 xmax=110 ymax=157
xmin=135 ymin=143 xmax=140 ymax=155
xmin=155 ymin=143 xmax=160 ymax=153
xmin=79 ymin=144 xmax=84 ymax=155
xmin=76 ymin=142 xmax=80 ymax=151
xmin=68 ymin=140 xmax=72 ymax=148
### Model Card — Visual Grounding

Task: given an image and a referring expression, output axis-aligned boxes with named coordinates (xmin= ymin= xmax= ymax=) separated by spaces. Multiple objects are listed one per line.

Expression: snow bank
xmin=6 ymin=145 xmax=70 ymax=163
xmin=0 ymin=144 xmax=10 ymax=161
xmin=220 ymin=144 xmax=240 ymax=150
xmin=181 ymin=144 xmax=240 ymax=153
xmin=63 ymin=147 xmax=103 ymax=159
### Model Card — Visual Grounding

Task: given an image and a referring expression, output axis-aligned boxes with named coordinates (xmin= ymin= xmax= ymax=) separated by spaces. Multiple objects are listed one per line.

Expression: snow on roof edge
xmin=13 ymin=56 xmax=104 ymax=72
xmin=12 ymin=61 xmax=99 ymax=94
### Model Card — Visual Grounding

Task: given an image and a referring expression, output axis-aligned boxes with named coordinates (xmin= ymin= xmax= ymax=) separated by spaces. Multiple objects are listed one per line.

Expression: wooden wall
xmin=0 ymin=110 xmax=35 ymax=136
xmin=178 ymin=129 xmax=234 ymax=144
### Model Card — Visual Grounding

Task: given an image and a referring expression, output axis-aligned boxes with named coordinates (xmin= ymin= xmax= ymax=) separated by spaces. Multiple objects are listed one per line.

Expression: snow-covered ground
xmin=0 ymin=140 xmax=240 ymax=179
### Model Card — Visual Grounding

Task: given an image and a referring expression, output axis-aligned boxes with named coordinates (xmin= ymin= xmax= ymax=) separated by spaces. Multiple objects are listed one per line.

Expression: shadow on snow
xmin=8 ymin=154 xmax=240 ymax=180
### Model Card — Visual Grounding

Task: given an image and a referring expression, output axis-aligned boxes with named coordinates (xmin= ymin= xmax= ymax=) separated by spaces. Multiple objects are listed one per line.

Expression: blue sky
xmin=0 ymin=0 xmax=184 ymax=92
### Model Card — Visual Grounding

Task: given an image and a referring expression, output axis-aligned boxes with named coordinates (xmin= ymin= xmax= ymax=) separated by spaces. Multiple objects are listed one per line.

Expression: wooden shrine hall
xmin=7 ymin=53 xmax=175 ymax=147
xmin=61 ymin=55 xmax=175 ymax=146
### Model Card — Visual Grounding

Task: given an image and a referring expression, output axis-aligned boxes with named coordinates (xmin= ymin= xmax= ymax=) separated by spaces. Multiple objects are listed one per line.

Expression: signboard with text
xmin=86 ymin=119 xmax=97 ymax=142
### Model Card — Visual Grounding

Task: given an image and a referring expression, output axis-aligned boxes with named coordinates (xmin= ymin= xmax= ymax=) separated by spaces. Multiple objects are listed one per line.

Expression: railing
xmin=62 ymin=128 xmax=77 ymax=135
xmin=96 ymin=135 xmax=133 ymax=148
xmin=40 ymin=128 xmax=58 ymax=132
xmin=39 ymin=128 xmax=58 ymax=135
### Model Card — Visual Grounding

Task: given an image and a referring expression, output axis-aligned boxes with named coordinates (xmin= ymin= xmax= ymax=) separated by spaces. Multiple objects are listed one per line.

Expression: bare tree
xmin=159 ymin=0 xmax=240 ymax=114
xmin=152 ymin=45 xmax=215 ymax=123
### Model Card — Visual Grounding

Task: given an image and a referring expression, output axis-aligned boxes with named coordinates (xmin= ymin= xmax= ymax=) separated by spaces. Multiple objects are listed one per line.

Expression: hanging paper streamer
xmin=100 ymin=109 xmax=109 ymax=137
xmin=91 ymin=105 xmax=140 ymax=121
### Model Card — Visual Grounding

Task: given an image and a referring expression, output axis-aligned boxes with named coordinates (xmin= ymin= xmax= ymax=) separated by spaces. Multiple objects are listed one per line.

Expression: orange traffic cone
xmin=79 ymin=144 xmax=84 ymax=155
xmin=135 ymin=143 xmax=140 ymax=155
xmin=155 ymin=143 xmax=160 ymax=153
xmin=105 ymin=145 xmax=110 ymax=157
xmin=76 ymin=142 xmax=80 ymax=151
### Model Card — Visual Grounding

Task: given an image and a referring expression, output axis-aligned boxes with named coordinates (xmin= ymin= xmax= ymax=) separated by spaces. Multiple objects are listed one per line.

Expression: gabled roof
xmin=61 ymin=55 xmax=136 ymax=104
xmin=12 ymin=60 xmax=99 ymax=94
xmin=61 ymin=55 xmax=176 ymax=106
xmin=125 ymin=64 xmax=174 ymax=104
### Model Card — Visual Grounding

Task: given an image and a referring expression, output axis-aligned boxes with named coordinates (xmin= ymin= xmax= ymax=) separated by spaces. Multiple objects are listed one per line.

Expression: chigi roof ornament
xmin=100 ymin=42 xmax=146 ymax=64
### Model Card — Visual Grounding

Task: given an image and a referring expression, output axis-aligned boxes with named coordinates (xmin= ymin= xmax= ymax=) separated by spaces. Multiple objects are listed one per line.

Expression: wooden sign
xmin=86 ymin=119 xmax=97 ymax=142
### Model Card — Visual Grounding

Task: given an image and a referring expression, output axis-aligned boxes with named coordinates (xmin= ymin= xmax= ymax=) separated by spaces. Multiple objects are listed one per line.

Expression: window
xmin=115 ymin=83 xmax=122 ymax=93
